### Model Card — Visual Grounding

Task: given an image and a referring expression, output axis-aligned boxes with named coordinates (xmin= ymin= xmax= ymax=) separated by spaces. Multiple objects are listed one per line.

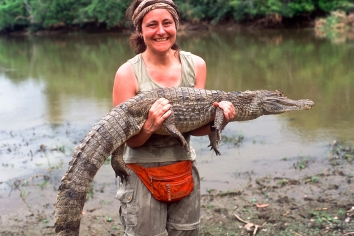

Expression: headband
xmin=132 ymin=0 xmax=179 ymax=31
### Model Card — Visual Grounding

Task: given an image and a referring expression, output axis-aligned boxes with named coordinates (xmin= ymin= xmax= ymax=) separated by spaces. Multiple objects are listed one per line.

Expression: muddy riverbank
xmin=1 ymin=26 xmax=354 ymax=235
xmin=1 ymin=123 xmax=353 ymax=235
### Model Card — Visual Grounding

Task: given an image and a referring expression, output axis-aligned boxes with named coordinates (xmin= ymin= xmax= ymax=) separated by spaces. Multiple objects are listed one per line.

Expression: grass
xmin=278 ymin=178 xmax=288 ymax=186
xmin=221 ymin=132 xmax=244 ymax=146
xmin=294 ymin=157 xmax=309 ymax=170
xmin=304 ymin=175 xmax=320 ymax=183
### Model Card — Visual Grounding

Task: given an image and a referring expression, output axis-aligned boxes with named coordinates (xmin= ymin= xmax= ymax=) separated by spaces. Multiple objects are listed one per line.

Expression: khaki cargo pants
xmin=116 ymin=161 xmax=200 ymax=236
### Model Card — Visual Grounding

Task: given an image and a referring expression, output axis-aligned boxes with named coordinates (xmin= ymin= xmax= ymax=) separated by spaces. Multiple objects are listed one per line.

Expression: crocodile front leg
xmin=162 ymin=109 xmax=190 ymax=153
xmin=208 ymin=131 xmax=221 ymax=155
xmin=111 ymin=145 xmax=128 ymax=183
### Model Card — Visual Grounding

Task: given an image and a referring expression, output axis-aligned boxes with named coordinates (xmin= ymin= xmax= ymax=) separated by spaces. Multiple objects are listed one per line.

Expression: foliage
xmin=318 ymin=0 xmax=354 ymax=12
xmin=76 ymin=0 xmax=131 ymax=28
xmin=0 ymin=0 xmax=131 ymax=32
xmin=229 ymin=0 xmax=285 ymax=20
xmin=175 ymin=0 xmax=235 ymax=25
xmin=1 ymin=0 xmax=354 ymax=32
xmin=0 ymin=0 xmax=29 ymax=30
xmin=30 ymin=0 xmax=80 ymax=28
xmin=287 ymin=0 xmax=316 ymax=16
xmin=314 ymin=10 xmax=354 ymax=43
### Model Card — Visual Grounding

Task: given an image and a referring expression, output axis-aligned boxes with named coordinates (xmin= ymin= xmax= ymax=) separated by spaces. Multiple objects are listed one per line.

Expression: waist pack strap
xmin=126 ymin=163 xmax=154 ymax=193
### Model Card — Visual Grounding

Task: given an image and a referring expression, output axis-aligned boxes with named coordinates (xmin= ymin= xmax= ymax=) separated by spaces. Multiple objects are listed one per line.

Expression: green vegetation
xmin=304 ymin=175 xmax=320 ymax=183
xmin=221 ymin=132 xmax=244 ymax=146
xmin=1 ymin=0 xmax=354 ymax=32
xmin=315 ymin=10 xmax=354 ymax=42
xmin=311 ymin=210 xmax=341 ymax=225
xmin=294 ymin=156 xmax=309 ymax=170
xmin=329 ymin=141 xmax=354 ymax=164
xmin=0 ymin=0 xmax=131 ymax=32
xmin=278 ymin=178 xmax=288 ymax=186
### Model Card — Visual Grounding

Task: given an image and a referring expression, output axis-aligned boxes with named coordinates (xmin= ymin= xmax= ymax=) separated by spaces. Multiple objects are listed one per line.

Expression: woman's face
xmin=141 ymin=9 xmax=177 ymax=53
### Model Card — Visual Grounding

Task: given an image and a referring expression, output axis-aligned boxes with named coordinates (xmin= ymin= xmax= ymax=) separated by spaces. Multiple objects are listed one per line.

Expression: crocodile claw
xmin=111 ymin=147 xmax=130 ymax=183
xmin=208 ymin=144 xmax=221 ymax=155
xmin=208 ymin=131 xmax=222 ymax=155
xmin=115 ymin=168 xmax=129 ymax=183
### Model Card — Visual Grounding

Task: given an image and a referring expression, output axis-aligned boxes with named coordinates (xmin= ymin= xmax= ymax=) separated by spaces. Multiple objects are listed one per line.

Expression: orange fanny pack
xmin=126 ymin=160 xmax=194 ymax=202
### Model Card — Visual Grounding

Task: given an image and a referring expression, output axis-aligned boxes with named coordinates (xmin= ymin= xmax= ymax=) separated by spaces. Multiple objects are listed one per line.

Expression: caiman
xmin=54 ymin=87 xmax=314 ymax=235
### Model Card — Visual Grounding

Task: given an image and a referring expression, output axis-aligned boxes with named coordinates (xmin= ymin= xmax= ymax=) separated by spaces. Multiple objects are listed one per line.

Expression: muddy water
xmin=0 ymin=30 xmax=353 ymax=214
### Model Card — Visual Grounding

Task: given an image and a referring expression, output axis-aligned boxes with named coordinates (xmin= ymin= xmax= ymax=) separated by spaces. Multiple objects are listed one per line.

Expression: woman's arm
xmin=113 ymin=62 xmax=171 ymax=148
xmin=189 ymin=55 xmax=236 ymax=136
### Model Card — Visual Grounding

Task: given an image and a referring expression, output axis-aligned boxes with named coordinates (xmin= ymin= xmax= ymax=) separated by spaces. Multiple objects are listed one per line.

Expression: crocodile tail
xmin=54 ymin=105 xmax=141 ymax=235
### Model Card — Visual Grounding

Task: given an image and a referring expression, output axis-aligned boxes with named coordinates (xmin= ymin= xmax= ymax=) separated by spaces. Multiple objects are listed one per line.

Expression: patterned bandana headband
xmin=132 ymin=0 xmax=180 ymax=31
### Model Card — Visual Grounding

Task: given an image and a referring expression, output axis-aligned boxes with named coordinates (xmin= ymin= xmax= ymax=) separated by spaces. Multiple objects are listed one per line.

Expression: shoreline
xmin=1 ymin=121 xmax=353 ymax=235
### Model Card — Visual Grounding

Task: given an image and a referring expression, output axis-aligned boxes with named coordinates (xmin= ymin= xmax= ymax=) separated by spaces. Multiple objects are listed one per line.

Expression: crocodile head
xmin=228 ymin=89 xmax=314 ymax=121
xmin=259 ymin=90 xmax=314 ymax=114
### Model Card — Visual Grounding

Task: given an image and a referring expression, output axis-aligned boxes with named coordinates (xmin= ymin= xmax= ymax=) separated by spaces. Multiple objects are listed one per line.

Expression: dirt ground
xmin=1 ymin=137 xmax=354 ymax=236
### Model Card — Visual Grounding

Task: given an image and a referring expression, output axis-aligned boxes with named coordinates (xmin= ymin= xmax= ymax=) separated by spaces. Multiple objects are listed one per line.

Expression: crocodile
xmin=54 ymin=87 xmax=314 ymax=235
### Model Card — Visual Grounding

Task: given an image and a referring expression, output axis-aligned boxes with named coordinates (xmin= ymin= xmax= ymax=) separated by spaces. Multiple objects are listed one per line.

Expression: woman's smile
xmin=141 ymin=9 xmax=177 ymax=53
xmin=155 ymin=37 xmax=168 ymax=42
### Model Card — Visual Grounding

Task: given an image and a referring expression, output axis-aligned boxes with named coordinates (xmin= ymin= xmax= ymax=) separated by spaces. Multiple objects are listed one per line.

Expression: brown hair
xmin=126 ymin=0 xmax=181 ymax=54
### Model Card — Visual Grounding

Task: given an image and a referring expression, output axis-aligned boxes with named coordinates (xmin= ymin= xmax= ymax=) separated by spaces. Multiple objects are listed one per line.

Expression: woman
xmin=112 ymin=0 xmax=235 ymax=235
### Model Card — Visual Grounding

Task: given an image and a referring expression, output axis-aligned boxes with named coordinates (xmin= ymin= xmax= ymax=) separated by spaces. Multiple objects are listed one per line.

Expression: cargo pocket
xmin=116 ymin=189 xmax=138 ymax=227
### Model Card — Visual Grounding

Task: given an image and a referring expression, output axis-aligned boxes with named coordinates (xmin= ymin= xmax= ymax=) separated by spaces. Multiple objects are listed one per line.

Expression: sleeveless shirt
xmin=123 ymin=51 xmax=197 ymax=163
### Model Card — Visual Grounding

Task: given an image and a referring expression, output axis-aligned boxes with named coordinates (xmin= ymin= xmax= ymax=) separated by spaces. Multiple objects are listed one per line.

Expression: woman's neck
xmin=141 ymin=49 xmax=182 ymax=87
xmin=142 ymin=49 xmax=178 ymax=66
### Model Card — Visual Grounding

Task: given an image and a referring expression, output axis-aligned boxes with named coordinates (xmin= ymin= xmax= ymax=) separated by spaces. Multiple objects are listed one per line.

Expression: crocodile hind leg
xmin=111 ymin=145 xmax=129 ymax=183
xmin=162 ymin=109 xmax=190 ymax=153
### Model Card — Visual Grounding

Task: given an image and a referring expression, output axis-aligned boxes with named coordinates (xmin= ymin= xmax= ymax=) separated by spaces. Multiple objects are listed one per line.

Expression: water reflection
xmin=0 ymin=30 xmax=353 ymax=144
xmin=181 ymin=30 xmax=354 ymax=143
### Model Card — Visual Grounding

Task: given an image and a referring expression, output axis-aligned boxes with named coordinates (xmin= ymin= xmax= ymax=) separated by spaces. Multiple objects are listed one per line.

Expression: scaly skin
xmin=54 ymin=87 xmax=314 ymax=235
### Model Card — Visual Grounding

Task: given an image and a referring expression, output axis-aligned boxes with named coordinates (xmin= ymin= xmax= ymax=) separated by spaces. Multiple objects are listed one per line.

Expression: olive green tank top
xmin=123 ymin=51 xmax=197 ymax=163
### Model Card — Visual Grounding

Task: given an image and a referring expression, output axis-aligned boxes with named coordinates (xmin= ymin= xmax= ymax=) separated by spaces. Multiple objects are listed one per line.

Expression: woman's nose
xmin=157 ymin=24 xmax=165 ymax=34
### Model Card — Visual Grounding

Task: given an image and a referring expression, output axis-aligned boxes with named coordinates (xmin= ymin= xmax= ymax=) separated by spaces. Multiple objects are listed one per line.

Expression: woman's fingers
xmin=216 ymin=101 xmax=236 ymax=121
xmin=150 ymin=98 xmax=171 ymax=118
xmin=143 ymin=98 xmax=172 ymax=133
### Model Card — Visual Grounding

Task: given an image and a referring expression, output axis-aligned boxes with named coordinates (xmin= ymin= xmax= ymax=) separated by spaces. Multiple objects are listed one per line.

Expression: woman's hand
xmin=216 ymin=101 xmax=236 ymax=122
xmin=142 ymin=98 xmax=172 ymax=134
xmin=189 ymin=101 xmax=236 ymax=137
xmin=126 ymin=98 xmax=171 ymax=148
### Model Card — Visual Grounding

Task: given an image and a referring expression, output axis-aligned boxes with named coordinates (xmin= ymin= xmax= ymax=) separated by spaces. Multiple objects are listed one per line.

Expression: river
xmin=0 ymin=29 xmax=353 ymax=197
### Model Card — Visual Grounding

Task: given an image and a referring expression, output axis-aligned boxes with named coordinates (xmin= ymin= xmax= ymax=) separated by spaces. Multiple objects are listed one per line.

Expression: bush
xmin=0 ymin=0 xmax=29 ymax=31
xmin=1 ymin=0 xmax=354 ymax=32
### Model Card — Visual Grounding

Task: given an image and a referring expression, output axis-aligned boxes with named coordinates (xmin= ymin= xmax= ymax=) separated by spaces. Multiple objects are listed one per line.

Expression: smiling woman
xmin=126 ymin=0 xmax=181 ymax=55
xmin=141 ymin=9 xmax=177 ymax=55
xmin=110 ymin=0 xmax=235 ymax=235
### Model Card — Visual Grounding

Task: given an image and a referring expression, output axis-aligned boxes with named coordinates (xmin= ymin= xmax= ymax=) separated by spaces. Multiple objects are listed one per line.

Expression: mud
xmin=1 ymin=125 xmax=354 ymax=236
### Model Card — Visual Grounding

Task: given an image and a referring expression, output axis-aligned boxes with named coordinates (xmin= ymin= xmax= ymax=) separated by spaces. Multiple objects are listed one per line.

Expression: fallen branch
xmin=256 ymin=203 xmax=269 ymax=209
xmin=234 ymin=213 xmax=266 ymax=236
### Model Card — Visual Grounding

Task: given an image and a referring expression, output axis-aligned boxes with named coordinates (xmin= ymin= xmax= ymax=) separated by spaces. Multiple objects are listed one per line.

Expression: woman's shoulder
xmin=180 ymin=51 xmax=205 ymax=65
xmin=113 ymin=61 xmax=139 ymax=106
xmin=127 ymin=53 xmax=142 ymax=64
xmin=116 ymin=53 xmax=142 ymax=76
xmin=179 ymin=50 xmax=204 ymax=62
xmin=116 ymin=61 xmax=133 ymax=77
xmin=179 ymin=50 xmax=192 ymax=56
